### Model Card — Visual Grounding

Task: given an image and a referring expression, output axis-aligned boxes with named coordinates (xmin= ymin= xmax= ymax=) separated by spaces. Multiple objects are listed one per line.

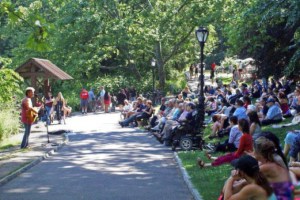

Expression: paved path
xmin=0 ymin=112 xmax=193 ymax=200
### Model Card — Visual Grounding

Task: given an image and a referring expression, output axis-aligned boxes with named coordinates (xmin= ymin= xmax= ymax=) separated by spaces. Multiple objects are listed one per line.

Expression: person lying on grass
xmin=197 ymin=118 xmax=253 ymax=168
xmin=222 ymin=155 xmax=276 ymax=200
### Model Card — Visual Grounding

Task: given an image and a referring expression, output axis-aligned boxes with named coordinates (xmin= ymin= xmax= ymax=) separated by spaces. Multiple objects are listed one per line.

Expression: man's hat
xmin=266 ymin=98 xmax=275 ymax=103
xmin=231 ymin=155 xmax=259 ymax=176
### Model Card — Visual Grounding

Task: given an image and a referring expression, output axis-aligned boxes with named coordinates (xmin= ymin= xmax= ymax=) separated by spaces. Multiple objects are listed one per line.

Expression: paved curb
xmin=0 ymin=134 xmax=69 ymax=187
xmin=174 ymin=152 xmax=203 ymax=200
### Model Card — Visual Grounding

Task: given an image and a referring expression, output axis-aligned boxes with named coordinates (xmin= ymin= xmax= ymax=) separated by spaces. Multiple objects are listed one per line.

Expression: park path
xmin=0 ymin=112 xmax=193 ymax=200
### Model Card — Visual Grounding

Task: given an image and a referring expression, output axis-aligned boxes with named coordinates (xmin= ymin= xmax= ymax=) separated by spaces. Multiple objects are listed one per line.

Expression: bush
xmin=0 ymin=104 xmax=20 ymax=142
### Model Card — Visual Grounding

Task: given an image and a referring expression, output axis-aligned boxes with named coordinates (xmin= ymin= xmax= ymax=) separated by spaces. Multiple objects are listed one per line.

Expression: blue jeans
xmin=45 ymin=106 xmax=52 ymax=125
xmin=122 ymin=114 xmax=137 ymax=126
xmin=21 ymin=123 xmax=31 ymax=148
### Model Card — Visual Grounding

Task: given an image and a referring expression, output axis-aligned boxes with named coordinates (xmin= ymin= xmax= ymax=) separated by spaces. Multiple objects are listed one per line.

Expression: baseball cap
xmin=266 ymin=98 xmax=275 ymax=103
xmin=231 ymin=155 xmax=259 ymax=176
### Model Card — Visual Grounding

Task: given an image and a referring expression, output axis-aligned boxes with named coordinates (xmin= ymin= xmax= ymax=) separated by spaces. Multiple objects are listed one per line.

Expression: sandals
xmin=205 ymin=151 xmax=212 ymax=160
xmin=197 ymin=158 xmax=205 ymax=168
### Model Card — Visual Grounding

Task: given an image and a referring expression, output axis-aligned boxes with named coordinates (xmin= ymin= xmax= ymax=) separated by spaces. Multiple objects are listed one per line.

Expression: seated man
xmin=233 ymin=99 xmax=248 ymax=120
xmin=119 ymin=97 xmax=145 ymax=127
xmin=168 ymin=102 xmax=197 ymax=145
xmin=215 ymin=116 xmax=242 ymax=152
xmin=154 ymin=102 xmax=184 ymax=143
xmin=149 ymin=98 xmax=167 ymax=127
xmin=121 ymin=99 xmax=133 ymax=119
xmin=151 ymin=99 xmax=176 ymax=131
xmin=261 ymin=98 xmax=283 ymax=126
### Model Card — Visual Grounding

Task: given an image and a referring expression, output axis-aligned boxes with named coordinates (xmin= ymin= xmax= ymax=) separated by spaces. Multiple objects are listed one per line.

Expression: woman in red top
xmin=103 ymin=91 xmax=111 ymax=113
xmin=197 ymin=118 xmax=253 ymax=168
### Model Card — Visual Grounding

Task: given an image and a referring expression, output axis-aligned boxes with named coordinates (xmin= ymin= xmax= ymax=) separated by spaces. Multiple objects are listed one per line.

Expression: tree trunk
xmin=155 ymin=41 xmax=165 ymax=89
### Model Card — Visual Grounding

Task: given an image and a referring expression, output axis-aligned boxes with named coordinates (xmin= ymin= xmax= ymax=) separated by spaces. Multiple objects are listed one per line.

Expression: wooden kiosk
xmin=15 ymin=58 xmax=73 ymax=95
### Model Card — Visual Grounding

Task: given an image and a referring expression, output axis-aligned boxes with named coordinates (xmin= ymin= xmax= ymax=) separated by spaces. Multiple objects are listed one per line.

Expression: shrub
xmin=0 ymin=103 xmax=20 ymax=142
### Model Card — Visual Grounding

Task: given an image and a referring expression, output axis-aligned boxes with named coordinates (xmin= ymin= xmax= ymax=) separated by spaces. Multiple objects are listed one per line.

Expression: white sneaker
xmin=151 ymin=126 xmax=160 ymax=131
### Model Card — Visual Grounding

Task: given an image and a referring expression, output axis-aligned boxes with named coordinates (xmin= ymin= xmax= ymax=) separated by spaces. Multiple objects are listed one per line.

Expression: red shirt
xmin=80 ymin=89 xmax=89 ymax=100
xmin=211 ymin=63 xmax=216 ymax=71
xmin=234 ymin=133 xmax=253 ymax=157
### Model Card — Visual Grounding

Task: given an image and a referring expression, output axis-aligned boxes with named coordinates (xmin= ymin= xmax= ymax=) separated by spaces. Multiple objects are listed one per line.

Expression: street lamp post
xmin=195 ymin=27 xmax=209 ymax=131
xmin=151 ymin=58 xmax=156 ymax=103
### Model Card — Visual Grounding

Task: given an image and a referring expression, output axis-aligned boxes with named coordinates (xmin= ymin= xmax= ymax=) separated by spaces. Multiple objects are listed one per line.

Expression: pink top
xmin=21 ymin=97 xmax=32 ymax=124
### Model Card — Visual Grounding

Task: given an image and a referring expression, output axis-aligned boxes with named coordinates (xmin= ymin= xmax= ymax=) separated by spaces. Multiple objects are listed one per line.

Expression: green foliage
xmin=0 ymin=103 xmax=20 ymax=142
xmin=0 ymin=67 xmax=23 ymax=103
xmin=221 ymin=56 xmax=238 ymax=68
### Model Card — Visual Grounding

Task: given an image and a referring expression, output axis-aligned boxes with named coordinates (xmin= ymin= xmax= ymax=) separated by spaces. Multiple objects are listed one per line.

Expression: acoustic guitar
xmin=26 ymin=106 xmax=41 ymax=124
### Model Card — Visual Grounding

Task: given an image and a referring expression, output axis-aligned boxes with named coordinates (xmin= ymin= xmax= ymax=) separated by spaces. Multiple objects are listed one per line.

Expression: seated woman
xmin=156 ymin=103 xmax=184 ymax=143
xmin=247 ymin=111 xmax=261 ymax=141
xmin=136 ymin=100 xmax=154 ymax=127
xmin=208 ymin=115 xmax=222 ymax=139
xmin=206 ymin=97 xmax=218 ymax=116
xmin=181 ymin=86 xmax=191 ymax=99
xmin=52 ymin=92 xmax=67 ymax=124
xmin=222 ymin=155 xmax=275 ymax=200
xmin=198 ymin=119 xmax=252 ymax=168
xmin=254 ymin=134 xmax=293 ymax=200
xmin=63 ymin=99 xmax=72 ymax=118
xmin=278 ymin=92 xmax=292 ymax=118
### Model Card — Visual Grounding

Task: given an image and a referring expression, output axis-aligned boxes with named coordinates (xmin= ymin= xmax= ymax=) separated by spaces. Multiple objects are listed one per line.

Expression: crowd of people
xmin=20 ymin=73 xmax=300 ymax=199
xmin=116 ymin=75 xmax=300 ymax=199
xmin=195 ymin=77 xmax=300 ymax=199
xmin=81 ymin=86 xmax=138 ymax=114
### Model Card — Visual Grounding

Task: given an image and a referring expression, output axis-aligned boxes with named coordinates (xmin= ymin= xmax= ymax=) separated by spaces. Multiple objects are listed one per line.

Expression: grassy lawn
xmin=178 ymin=117 xmax=300 ymax=200
xmin=0 ymin=138 xmax=20 ymax=151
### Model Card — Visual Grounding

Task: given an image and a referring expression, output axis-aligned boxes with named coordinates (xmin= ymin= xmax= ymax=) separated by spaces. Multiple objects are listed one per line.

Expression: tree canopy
xmin=0 ymin=0 xmax=299 ymax=97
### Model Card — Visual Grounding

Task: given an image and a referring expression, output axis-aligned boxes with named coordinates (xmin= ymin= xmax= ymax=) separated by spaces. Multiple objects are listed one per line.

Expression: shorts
xmin=81 ymin=99 xmax=88 ymax=107
xmin=284 ymin=132 xmax=298 ymax=145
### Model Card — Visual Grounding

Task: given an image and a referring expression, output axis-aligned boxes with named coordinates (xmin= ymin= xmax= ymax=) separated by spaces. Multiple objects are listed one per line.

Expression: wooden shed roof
xmin=15 ymin=58 xmax=73 ymax=80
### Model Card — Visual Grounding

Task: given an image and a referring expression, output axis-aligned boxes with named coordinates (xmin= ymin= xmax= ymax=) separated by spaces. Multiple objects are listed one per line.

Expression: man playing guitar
xmin=20 ymin=87 xmax=40 ymax=149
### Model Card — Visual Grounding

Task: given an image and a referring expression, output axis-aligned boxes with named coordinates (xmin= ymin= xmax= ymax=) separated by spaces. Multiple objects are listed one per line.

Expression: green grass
xmin=178 ymin=117 xmax=300 ymax=200
xmin=0 ymin=138 xmax=20 ymax=151
xmin=217 ymin=76 xmax=232 ymax=85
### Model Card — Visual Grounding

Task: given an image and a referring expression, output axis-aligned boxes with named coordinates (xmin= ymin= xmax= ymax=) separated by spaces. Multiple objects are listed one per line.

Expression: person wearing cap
xmin=261 ymin=98 xmax=283 ymax=126
xmin=222 ymin=155 xmax=276 ymax=200
xmin=20 ymin=87 xmax=38 ymax=149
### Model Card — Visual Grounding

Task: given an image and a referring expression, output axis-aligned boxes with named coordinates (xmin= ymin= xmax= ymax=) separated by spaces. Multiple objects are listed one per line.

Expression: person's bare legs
xmin=197 ymin=158 xmax=212 ymax=168
xmin=283 ymin=143 xmax=291 ymax=157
